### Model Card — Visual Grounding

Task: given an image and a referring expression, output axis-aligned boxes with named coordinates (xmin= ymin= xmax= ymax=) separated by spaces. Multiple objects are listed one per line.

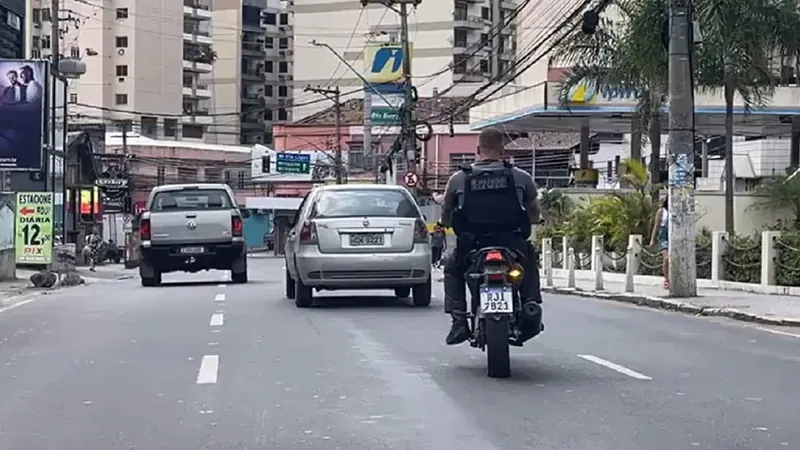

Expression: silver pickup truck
xmin=137 ymin=183 xmax=248 ymax=286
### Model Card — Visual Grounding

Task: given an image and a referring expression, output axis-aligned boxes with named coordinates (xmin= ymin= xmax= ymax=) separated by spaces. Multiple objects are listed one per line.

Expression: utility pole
xmin=303 ymin=86 xmax=343 ymax=184
xmin=666 ymin=0 xmax=697 ymax=297
xmin=360 ymin=0 xmax=420 ymax=196
xmin=51 ymin=0 xmax=60 ymax=70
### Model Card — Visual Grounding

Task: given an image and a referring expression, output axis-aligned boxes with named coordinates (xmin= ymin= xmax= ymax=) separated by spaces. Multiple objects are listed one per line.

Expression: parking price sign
xmin=14 ymin=192 xmax=54 ymax=264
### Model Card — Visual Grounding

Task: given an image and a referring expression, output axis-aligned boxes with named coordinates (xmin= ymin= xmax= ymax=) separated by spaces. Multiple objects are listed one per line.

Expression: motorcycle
xmin=465 ymin=245 xmax=543 ymax=378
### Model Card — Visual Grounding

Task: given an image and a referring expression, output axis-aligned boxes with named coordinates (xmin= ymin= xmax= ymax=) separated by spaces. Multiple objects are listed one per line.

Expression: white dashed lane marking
xmin=577 ymin=354 xmax=653 ymax=380
xmin=209 ymin=313 xmax=224 ymax=327
xmin=214 ymin=293 xmax=226 ymax=302
xmin=196 ymin=355 xmax=219 ymax=384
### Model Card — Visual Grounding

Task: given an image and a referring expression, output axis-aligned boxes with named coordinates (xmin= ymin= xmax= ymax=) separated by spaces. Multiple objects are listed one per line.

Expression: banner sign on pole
xmin=14 ymin=192 xmax=53 ymax=264
xmin=0 ymin=59 xmax=47 ymax=170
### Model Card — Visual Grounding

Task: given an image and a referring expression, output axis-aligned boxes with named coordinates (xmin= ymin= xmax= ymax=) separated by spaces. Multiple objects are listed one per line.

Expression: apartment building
xmin=290 ymin=0 xmax=518 ymax=120
xmin=208 ymin=0 xmax=294 ymax=146
xmin=0 ymin=0 xmax=24 ymax=59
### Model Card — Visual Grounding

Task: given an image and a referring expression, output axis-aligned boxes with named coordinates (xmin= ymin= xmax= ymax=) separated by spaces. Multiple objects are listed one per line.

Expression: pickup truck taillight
xmin=232 ymin=216 xmax=243 ymax=237
xmin=414 ymin=218 xmax=429 ymax=243
xmin=140 ymin=218 xmax=151 ymax=240
xmin=299 ymin=220 xmax=317 ymax=245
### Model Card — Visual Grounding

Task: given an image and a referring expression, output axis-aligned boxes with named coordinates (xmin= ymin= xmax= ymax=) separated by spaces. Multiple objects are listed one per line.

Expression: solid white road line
xmin=756 ymin=327 xmax=800 ymax=339
xmin=196 ymin=355 xmax=219 ymax=384
xmin=214 ymin=293 xmax=226 ymax=302
xmin=0 ymin=297 xmax=38 ymax=314
xmin=577 ymin=354 xmax=653 ymax=380
xmin=209 ymin=313 xmax=224 ymax=327
xmin=217 ymin=284 xmax=226 ymax=288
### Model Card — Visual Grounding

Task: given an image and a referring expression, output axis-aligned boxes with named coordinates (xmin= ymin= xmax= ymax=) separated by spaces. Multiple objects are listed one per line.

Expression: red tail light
xmin=232 ymin=216 xmax=243 ymax=237
xmin=299 ymin=220 xmax=317 ymax=244
xmin=140 ymin=218 xmax=151 ymax=240
xmin=487 ymin=273 xmax=505 ymax=281
xmin=485 ymin=250 xmax=503 ymax=262
xmin=414 ymin=219 xmax=429 ymax=243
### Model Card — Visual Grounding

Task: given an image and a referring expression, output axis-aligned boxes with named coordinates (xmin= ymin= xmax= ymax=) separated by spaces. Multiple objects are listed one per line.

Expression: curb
xmin=543 ymin=286 xmax=800 ymax=328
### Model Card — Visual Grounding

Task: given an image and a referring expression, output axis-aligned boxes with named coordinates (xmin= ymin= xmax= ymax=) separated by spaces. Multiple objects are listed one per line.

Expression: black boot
xmin=445 ymin=314 xmax=470 ymax=345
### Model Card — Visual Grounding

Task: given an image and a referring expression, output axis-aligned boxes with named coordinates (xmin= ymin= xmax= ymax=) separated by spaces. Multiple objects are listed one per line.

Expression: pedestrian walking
xmin=649 ymin=197 xmax=669 ymax=289
xmin=84 ymin=226 xmax=102 ymax=272
xmin=430 ymin=224 xmax=447 ymax=268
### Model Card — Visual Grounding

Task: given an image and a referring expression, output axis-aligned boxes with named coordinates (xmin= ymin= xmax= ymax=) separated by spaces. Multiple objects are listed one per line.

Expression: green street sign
xmin=371 ymin=107 xmax=400 ymax=125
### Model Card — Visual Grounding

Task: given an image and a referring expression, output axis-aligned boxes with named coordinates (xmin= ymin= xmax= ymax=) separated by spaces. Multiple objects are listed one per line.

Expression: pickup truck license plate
xmin=479 ymin=287 xmax=513 ymax=313
xmin=180 ymin=246 xmax=204 ymax=254
xmin=349 ymin=233 xmax=384 ymax=246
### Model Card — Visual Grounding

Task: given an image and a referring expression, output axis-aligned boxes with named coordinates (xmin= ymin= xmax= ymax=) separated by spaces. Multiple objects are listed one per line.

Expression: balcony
xmin=453 ymin=11 xmax=483 ymax=29
xmin=241 ymin=95 xmax=264 ymax=106
xmin=242 ymin=70 xmax=266 ymax=82
xmin=452 ymin=71 xmax=486 ymax=83
xmin=182 ymin=59 xmax=213 ymax=73
xmin=183 ymin=84 xmax=212 ymax=98
xmin=183 ymin=32 xmax=213 ymax=45
xmin=183 ymin=2 xmax=212 ymax=20
xmin=242 ymin=43 xmax=265 ymax=58
xmin=182 ymin=113 xmax=214 ymax=125
xmin=453 ymin=40 xmax=486 ymax=55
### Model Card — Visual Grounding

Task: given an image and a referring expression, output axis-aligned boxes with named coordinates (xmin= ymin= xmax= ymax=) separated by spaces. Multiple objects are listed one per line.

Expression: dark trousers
xmin=431 ymin=246 xmax=443 ymax=264
xmin=443 ymin=234 xmax=541 ymax=314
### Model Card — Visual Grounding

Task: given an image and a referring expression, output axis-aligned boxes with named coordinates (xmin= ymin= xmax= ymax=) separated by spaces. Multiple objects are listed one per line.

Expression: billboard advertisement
xmin=0 ymin=59 xmax=46 ymax=170
xmin=363 ymin=43 xmax=412 ymax=84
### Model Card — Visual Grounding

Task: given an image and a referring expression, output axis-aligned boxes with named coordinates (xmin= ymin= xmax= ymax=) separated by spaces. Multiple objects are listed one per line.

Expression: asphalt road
xmin=0 ymin=257 xmax=798 ymax=449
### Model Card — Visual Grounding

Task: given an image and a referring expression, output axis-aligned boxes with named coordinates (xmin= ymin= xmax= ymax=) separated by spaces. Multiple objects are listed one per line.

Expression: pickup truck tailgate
xmin=150 ymin=210 xmax=232 ymax=244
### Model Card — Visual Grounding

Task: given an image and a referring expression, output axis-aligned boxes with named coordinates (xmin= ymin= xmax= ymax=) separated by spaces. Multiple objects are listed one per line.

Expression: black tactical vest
xmin=453 ymin=161 xmax=528 ymax=236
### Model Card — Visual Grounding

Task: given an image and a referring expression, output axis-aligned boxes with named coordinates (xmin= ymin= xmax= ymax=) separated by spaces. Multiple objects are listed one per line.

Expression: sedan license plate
xmin=479 ymin=287 xmax=513 ymax=313
xmin=180 ymin=246 xmax=204 ymax=254
xmin=349 ymin=233 xmax=384 ymax=246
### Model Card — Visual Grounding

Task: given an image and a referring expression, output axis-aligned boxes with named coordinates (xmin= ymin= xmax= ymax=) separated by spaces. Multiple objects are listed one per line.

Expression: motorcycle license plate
xmin=479 ymin=287 xmax=513 ymax=313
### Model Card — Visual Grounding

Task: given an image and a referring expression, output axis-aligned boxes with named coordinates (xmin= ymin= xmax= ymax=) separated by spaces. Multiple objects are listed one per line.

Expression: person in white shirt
xmin=17 ymin=65 xmax=42 ymax=104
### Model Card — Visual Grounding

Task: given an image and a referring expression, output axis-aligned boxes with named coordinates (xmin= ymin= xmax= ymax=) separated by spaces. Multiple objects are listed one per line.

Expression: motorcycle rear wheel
xmin=484 ymin=315 xmax=511 ymax=378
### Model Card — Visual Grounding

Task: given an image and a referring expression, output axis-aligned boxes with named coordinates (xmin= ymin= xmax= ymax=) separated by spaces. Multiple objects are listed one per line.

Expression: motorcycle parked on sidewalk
xmin=465 ymin=245 xmax=543 ymax=378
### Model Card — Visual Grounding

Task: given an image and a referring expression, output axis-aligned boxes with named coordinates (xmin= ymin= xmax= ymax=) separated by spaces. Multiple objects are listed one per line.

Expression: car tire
xmin=394 ymin=287 xmax=411 ymax=298
xmin=412 ymin=277 xmax=432 ymax=307
xmin=232 ymin=269 xmax=248 ymax=284
xmin=141 ymin=270 xmax=162 ymax=287
xmin=295 ymin=277 xmax=313 ymax=308
xmin=285 ymin=268 xmax=296 ymax=299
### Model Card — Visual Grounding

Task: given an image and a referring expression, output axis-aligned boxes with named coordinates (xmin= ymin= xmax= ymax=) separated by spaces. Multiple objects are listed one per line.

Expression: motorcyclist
xmin=439 ymin=127 xmax=543 ymax=345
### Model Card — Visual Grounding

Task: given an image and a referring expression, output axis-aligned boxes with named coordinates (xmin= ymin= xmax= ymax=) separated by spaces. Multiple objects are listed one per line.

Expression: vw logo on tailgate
xmin=186 ymin=220 xmax=197 ymax=230
xmin=362 ymin=218 xmax=370 ymax=227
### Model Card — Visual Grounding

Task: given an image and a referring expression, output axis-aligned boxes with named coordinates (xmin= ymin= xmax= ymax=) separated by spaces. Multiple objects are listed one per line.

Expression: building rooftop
xmin=296 ymin=97 xmax=470 ymax=126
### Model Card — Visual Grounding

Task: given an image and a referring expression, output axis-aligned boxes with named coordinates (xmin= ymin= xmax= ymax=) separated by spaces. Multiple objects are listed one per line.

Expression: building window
xmin=157 ymin=166 xmax=166 ymax=185
xmin=265 ymin=85 xmax=273 ymax=97
xmin=279 ymin=38 xmax=288 ymax=49
xmin=164 ymin=118 xmax=177 ymax=137
xmin=115 ymin=65 xmax=128 ymax=77
xmin=141 ymin=116 xmax=157 ymax=137
xmin=264 ymin=13 xmax=276 ymax=25
xmin=278 ymin=85 xmax=287 ymax=97
xmin=116 ymin=36 xmax=128 ymax=47
xmin=264 ymin=108 xmax=272 ymax=120
xmin=41 ymin=35 xmax=51 ymax=49
xmin=453 ymin=56 xmax=467 ymax=74
xmin=279 ymin=13 xmax=288 ymax=25
xmin=265 ymin=61 xmax=273 ymax=72
xmin=68 ymin=92 xmax=77 ymax=103
xmin=205 ymin=167 xmax=223 ymax=182
xmin=70 ymin=46 xmax=80 ymax=58
xmin=178 ymin=167 xmax=198 ymax=182
xmin=265 ymin=37 xmax=274 ymax=48
xmin=450 ymin=153 xmax=475 ymax=171
xmin=279 ymin=61 xmax=288 ymax=73
xmin=32 ymin=8 xmax=41 ymax=24
xmin=183 ymin=124 xmax=204 ymax=139
xmin=116 ymin=8 xmax=128 ymax=19
xmin=115 ymin=94 xmax=128 ymax=105
xmin=480 ymin=59 xmax=489 ymax=72
xmin=278 ymin=109 xmax=287 ymax=121
xmin=348 ymin=145 xmax=364 ymax=170
xmin=481 ymin=7 xmax=490 ymax=19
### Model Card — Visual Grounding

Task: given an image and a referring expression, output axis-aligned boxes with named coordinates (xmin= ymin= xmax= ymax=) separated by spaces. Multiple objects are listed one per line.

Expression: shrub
xmin=775 ymin=230 xmax=800 ymax=286
xmin=722 ymin=234 xmax=761 ymax=283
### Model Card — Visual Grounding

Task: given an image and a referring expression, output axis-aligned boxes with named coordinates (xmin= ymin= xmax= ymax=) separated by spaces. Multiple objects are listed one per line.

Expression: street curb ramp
xmin=543 ymin=286 xmax=800 ymax=328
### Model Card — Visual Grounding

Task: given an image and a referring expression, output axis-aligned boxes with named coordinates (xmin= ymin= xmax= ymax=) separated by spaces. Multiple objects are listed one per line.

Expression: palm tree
xmin=694 ymin=0 xmax=800 ymax=233
xmin=552 ymin=0 xmax=668 ymax=186
xmin=749 ymin=173 xmax=800 ymax=228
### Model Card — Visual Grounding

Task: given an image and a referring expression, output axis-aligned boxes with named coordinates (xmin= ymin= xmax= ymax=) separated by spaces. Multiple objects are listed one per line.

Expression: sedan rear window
xmin=151 ymin=189 xmax=232 ymax=211
xmin=312 ymin=189 xmax=420 ymax=218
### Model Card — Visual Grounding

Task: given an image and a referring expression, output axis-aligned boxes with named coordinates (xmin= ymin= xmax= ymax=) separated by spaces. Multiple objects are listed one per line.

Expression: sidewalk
xmin=543 ymin=275 xmax=800 ymax=327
